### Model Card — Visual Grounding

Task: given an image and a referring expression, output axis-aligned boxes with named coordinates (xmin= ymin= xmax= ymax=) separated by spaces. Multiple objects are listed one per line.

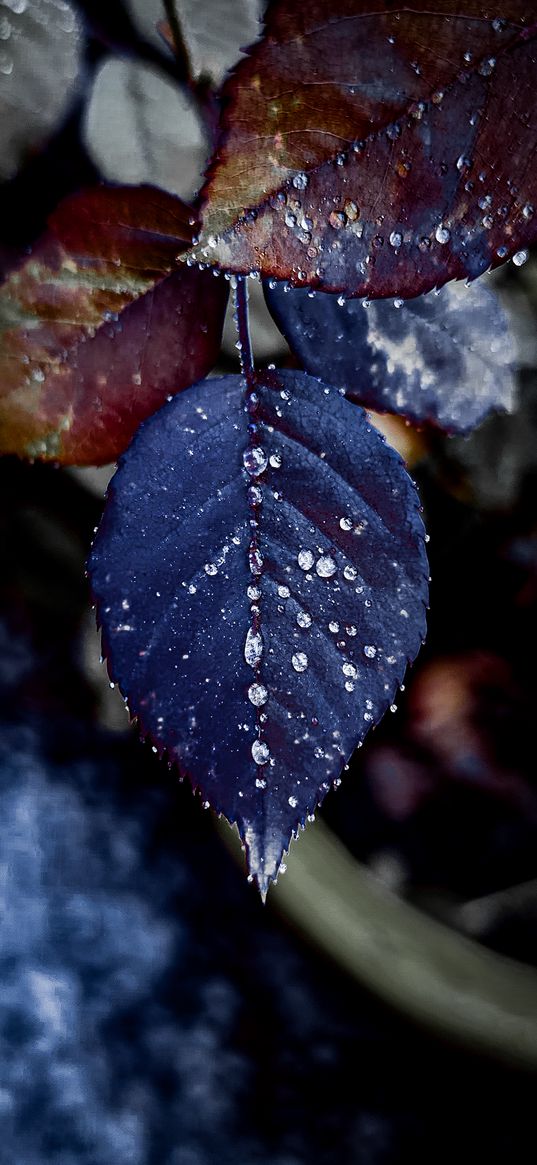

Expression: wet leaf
xmin=264 ymin=278 xmax=517 ymax=433
xmin=193 ymin=1 xmax=537 ymax=296
xmin=0 ymin=186 xmax=228 ymax=464
xmin=89 ymin=368 xmax=428 ymax=893
xmin=84 ymin=57 xmax=208 ymax=200
xmin=0 ymin=0 xmax=82 ymax=182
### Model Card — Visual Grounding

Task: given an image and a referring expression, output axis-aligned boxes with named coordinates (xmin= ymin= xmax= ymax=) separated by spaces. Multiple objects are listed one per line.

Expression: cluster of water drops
xmin=242 ymin=420 xmax=272 ymax=781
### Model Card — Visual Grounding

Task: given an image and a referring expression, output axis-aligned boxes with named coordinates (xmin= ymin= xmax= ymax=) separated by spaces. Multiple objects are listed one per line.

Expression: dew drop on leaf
xmin=297 ymin=549 xmax=315 ymax=570
xmin=297 ymin=611 xmax=312 ymax=628
xmin=252 ymin=740 xmax=270 ymax=765
xmin=243 ymin=446 xmax=268 ymax=475
xmin=248 ymin=683 xmax=268 ymax=706
xmin=342 ymin=663 xmax=358 ymax=678
xmin=245 ymin=628 xmax=263 ymax=667
xmin=316 ymin=555 xmax=336 ymax=578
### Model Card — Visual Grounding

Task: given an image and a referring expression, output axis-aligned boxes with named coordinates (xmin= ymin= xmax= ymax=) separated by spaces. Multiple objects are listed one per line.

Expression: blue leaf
xmin=265 ymin=279 xmax=516 ymax=434
xmin=89 ymin=369 xmax=428 ymax=895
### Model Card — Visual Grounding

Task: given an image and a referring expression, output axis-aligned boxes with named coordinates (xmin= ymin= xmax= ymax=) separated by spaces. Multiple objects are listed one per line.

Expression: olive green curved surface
xmin=219 ymin=815 xmax=537 ymax=1070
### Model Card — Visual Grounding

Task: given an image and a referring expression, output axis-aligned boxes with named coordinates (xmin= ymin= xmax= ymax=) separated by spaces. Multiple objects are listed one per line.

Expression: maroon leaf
xmin=0 ymin=186 xmax=228 ymax=465
xmin=193 ymin=1 xmax=537 ymax=297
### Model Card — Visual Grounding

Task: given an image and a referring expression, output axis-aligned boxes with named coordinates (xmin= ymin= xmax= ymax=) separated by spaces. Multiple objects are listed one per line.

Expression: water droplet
xmin=292 ymin=652 xmax=308 ymax=673
xmin=245 ymin=628 xmax=263 ymax=667
xmin=363 ymin=645 xmax=377 ymax=659
xmin=343 ymin=565 xmax=357 ymax=581
xmin=247 ymin=585 xmax=260 ymax=601
xmin=252 ymin=740 xmax=270 ymax=765
xmin=342 ymin=662 xmax=357 ymax=678
xmin=278 ymin=585 xmax=290 ymax=599
xmin=478 ymin=56 xmax=496 ymax=76
xmin=288 ymin=795 xmax=298 ymax=808
xmin=435 ymin=225 xmax=450 ymax=245
xmin=482 ymin=214 xmax=494 ymax=230
xmin=248 ymin=484 xmax=263 ymax=505
xmin=389 ymin=231 xmax=403 ymax=248
xmin=248 ymin=682 xmax=268 ymax=706
xmin=345 ymin=681 xmax=355 ymax=692
xmin=513 ymin=249 xmax=529 ymax=267
xmin=523 ymin=204 xmax=534 ymax=219
xmin=269 ymin=452 xmax=282 ymax=469
xmin=339 ymin=516 xmax=353 ymax=531
xmin=243 ymin=446 xmax=268 ymax=476
xmin=344 ymin=199 xmax=359 ymax=224
xmin=292 ymin=171 xmax=308 ymax=190
xmin=297 ymin=610 xmax=312 ymax=628
xmin=249 ymin=546 xmax=264 ymax=575
xmin=204 ymin=563 xmax=218 ymax=576
xmin=298 ymin=549 xmax=314 ymax=570
xmin=316 ymin=555 xmax=336 ymax=578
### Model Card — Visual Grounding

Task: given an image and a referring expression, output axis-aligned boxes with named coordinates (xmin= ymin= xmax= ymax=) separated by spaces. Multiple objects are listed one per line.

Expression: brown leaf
xmin=0 ymin=186 xmax=228 ymax=464
xmin=193 ymin=1 xmax=537 ymax=297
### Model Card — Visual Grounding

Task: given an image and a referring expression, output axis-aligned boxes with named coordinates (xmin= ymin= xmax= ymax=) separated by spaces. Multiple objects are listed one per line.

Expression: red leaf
xmin=0 ymin=186 xmax=228 ymax=465
xmin=194 ymin=1 xmax=537 ymax=297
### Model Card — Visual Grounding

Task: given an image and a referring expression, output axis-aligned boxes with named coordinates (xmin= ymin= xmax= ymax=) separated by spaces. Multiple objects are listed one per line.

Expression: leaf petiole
xmin=234 ymin=275 xmax=256 ymax=391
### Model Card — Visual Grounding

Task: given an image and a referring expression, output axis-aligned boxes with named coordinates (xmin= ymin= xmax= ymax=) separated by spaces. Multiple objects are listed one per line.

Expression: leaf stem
xmin=162 ymin=0 xmax=193 ymax=87
xmin=218 ymin=814 xmax=537 ymax=1067
xmin=160 ymin=1 xmax=221 ymax=146
xmin=234 ymin=276 xmax=256 ymax=392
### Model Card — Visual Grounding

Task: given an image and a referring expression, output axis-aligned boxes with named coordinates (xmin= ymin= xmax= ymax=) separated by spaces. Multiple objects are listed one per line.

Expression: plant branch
xmin=218 ymin=814 xmax=537 ymax=1070
xmin=162 ymin=0 xmax=193 ymax=87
